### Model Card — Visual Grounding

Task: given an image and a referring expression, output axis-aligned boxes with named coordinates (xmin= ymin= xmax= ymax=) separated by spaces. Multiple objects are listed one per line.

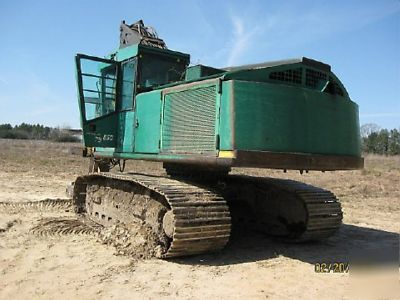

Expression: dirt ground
xmin=0 ymin=139 xmax=398 ymax=300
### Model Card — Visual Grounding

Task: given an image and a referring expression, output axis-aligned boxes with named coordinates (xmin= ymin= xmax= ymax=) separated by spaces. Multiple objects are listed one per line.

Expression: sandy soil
xmin=0 ymin=139 xmax=398 ymax=300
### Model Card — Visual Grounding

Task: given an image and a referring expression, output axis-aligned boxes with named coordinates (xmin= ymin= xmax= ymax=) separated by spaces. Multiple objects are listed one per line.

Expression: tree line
xmin=0 ymin=123 xmax=80 ymax=143
xmin=1 ymin=122 xmax=399 ymax=153
xmin=361 ymin=124 xmax=400 ymax=155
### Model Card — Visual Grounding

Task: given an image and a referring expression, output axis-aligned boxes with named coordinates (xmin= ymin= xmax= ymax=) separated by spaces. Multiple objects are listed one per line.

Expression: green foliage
xmin=362 ymin=126 xmax=400 ymax=155
xmin=388 ymin=129 xmax=400 ymax=155
xmin=0 ymin=124 xmax=13 ymax=130
xmin=0 ymin=123 xmax=80 ymax=143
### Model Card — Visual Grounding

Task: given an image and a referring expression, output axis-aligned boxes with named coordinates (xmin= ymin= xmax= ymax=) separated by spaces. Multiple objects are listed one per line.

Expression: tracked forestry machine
xmin=73 ymin=20 xmax=363 ymax=258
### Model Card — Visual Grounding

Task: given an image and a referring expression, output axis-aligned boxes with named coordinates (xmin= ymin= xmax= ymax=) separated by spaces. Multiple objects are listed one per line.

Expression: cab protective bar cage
xmin=75 ymin=53 xmax=120 ymax=123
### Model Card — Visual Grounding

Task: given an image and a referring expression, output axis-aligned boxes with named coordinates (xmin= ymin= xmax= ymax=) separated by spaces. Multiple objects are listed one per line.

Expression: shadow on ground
xmin=174 ymin=224 xmax=399 ymax=267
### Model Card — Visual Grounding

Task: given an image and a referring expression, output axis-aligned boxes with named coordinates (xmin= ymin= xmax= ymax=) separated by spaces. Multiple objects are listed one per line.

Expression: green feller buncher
xmin=73 ymin=20 xmax=363 ymax=258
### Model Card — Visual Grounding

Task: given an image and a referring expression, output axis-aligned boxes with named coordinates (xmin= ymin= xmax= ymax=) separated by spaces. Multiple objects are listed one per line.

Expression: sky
xmin=0 ymin=0 xmax=399 ymax=129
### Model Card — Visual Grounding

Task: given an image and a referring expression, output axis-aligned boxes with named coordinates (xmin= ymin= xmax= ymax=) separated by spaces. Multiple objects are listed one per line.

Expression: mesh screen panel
xmin=269 ymin=68 xmax=302 ymax=84
xmin=162 ymin=85 xmax=217 ymax=153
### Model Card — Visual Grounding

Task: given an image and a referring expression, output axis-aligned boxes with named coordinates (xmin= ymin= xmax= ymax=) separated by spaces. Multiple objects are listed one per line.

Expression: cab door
xmin=116 ymin=58 xmax=137 ymax=153
xmin=75 ymin=54 xmax=119 ymax=148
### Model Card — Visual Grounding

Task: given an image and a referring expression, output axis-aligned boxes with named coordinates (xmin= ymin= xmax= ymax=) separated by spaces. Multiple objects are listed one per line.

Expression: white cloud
xmin=223 ymin=1 xmax=400 ymax=65
xmin=227 ymin=16 xmax=245 ymax=66
xmin=226 ymin=16 xmax=260 ymax=66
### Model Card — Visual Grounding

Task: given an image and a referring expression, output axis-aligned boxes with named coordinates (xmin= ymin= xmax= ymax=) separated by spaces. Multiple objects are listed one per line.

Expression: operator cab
xmin=75 ymin=39 xmax=189 ymax=148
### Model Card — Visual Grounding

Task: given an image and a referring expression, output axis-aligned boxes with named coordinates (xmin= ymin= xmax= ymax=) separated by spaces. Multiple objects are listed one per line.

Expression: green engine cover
xmin=219 ymin=80 xmax=360 ymax=156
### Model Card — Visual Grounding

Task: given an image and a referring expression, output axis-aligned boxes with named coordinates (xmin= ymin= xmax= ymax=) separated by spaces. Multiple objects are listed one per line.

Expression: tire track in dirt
xmin=0 ymin=198 xmax=73 ymax=212
xmin=30 ymin=217 xmax=102 ymax=237
xmin=0 ymin=199 xmax=100 ymax=237
xmin=0 ymin=198 xmax=161 ymax=259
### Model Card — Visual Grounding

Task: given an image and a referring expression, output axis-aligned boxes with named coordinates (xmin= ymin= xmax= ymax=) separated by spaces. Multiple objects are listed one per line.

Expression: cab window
xmin=80 ymin=58 xmax=117 ymax=120
xmin=137 ymin=53 xmax=186 ymax=91
xmin=120 ymin=58 xmax=137 ymax=110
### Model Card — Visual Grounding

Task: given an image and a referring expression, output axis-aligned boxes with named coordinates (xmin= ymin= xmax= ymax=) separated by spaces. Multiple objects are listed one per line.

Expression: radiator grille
xmin=162 ymin=85 xmax=217 ymax=153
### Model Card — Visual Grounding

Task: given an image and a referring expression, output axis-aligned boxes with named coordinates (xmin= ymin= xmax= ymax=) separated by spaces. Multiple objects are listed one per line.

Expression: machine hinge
xmin=217 ymin=78 xmax=222 ymax=94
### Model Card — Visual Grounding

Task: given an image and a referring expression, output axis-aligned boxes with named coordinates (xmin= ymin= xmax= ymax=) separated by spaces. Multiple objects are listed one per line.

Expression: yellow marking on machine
xmin=218 ymin=150 xmax=236 ymax=158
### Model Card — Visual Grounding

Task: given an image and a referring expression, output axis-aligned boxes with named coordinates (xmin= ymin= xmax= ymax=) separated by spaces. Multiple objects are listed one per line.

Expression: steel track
xmin=224 ymin=175 xmax=343 ymax=241
xmin=73 ymin=172 xmax=342 ymax=258
xmin=73 ymin=173 xmax=231 ymax=258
